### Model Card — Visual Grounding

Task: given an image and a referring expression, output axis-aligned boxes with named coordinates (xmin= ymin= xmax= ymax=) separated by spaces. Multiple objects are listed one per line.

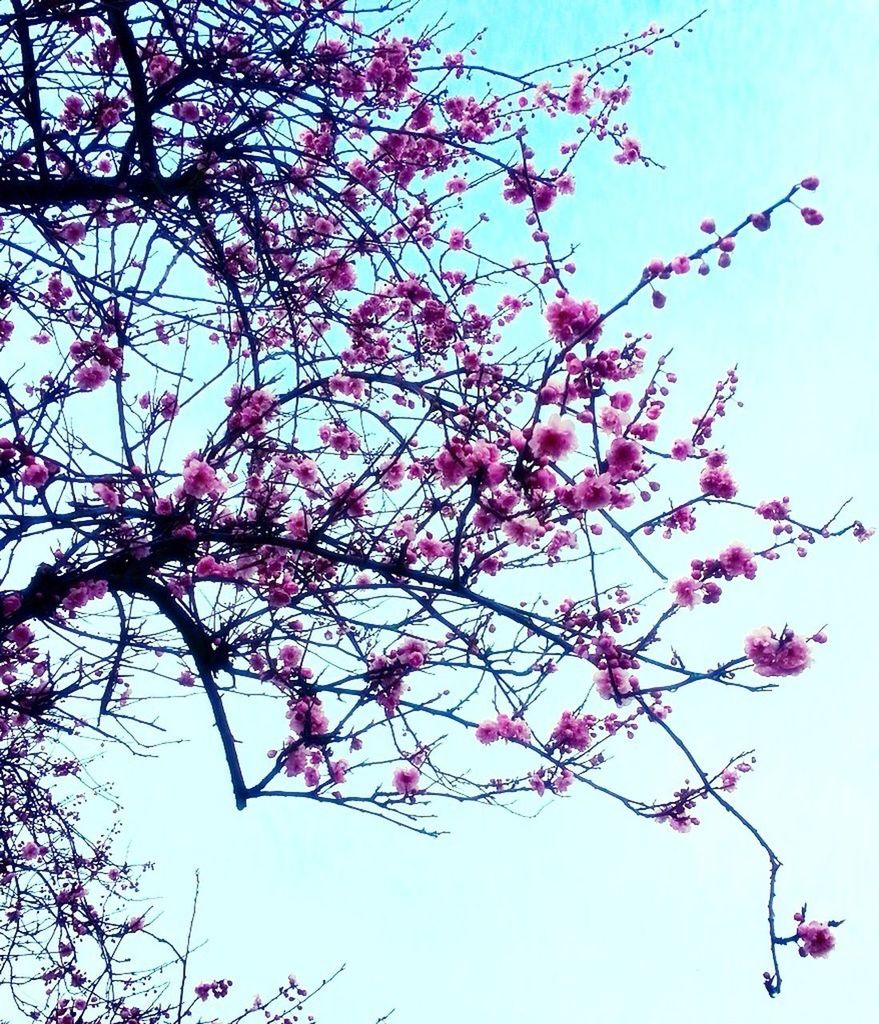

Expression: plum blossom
xmin=93 ymin=482 xmax=121 ymax=509
xmin=392 ymin=765 xmax=420 ymax=796
xmin=614 ymin=135 xmax=641 ymax=164
xmin=606 ymin=437 xmax=642 ymax=479
xmin=700 ymin=464 xmax=737 ymax=499
xmin=55 ymin=221 xmax=86 ymax=245
xmin=718 ymin=543 xmax=757 ymax=579
xmin=181 ymin=455 xmax=226 ymax=499
xmin=545 ymin=295 xmax=601 ymax=344
xmin=530 ymin=414 xmax=577 ymax=462
xmin=74 ymin=362 xmax=111 ymax=390
xmin=593 ymin=667 xmax=638 ymax=702
xmin=20 ymin=460 xmax=50 ymax=489
xmin=797 ymin=920 xmax=835 ymax=958
xmin=670 ymin=577 xmax=702 ymax=609
xmin=475 ymin=720 xmax=499 ymax=744
xmin=744 ymin=627 xmax=811 ymax=677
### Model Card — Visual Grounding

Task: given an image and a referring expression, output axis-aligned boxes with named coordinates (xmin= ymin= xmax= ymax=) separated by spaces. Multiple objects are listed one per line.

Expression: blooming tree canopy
xmin=0 ymin=0 xmax=867 ymax=1019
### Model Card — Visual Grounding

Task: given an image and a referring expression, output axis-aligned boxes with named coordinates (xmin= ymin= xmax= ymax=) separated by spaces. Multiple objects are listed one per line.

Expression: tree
xmin=0 ymin=0 xmax=868 ymax=1019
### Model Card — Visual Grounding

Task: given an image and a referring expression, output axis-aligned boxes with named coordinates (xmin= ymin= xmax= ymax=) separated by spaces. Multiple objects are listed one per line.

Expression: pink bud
xmin=699 ymin=218 xmax=716 ymax=234
xmin=800 ymin=176 xmax=820 ymax=191
xmin=652 ymin=290 xmax=667 ymax=309
xmin=800 ymin=207 xmax=824 ymax=226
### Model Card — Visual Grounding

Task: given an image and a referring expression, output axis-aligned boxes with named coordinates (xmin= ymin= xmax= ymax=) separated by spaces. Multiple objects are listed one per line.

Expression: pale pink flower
xmin=181 ymin=456 xmax=225 ymax=499
xmin=593 ymin=667 xmax=638 ymax=702
xmin=502 ymin=516 xmax=542 ymax=546
xmin=530 ymin=414 xmax=577 ymax=462
xmin=597 ymin=405 xmax=629 ymax=436
xmin=670 ymin=577 xmax=702 ymax=609
xmin=545 ymin=295 xmax=601 ymax=344
xmin=93 ymin=482 xmax=120 ymax=509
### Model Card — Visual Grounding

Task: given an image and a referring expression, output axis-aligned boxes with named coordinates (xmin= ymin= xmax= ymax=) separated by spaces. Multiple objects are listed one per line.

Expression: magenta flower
xmin=797 ymin=920 xmax=835 ymax=958
xmin=392 ymin=765 xmax=421 ymax=796
xmin=530 ymin=414 xmax=578 ymax=463
xmin=744 ymin=627 xmax=811 ymax=677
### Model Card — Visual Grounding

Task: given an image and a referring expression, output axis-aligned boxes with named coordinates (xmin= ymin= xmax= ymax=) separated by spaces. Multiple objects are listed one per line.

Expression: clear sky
xmin=31 ymin=3 xmax=878 ymax=1023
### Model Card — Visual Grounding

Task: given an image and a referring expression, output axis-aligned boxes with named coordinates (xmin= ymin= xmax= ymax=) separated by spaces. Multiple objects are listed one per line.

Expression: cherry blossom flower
xmin=797 ymin=921 xmax=835 ymax=958
xmin=392 ymin=765 xmax=420 ymax=796
xmin=20 ymin=460 xmax=50 ymax=489
xmin=744 ymin=627 xmax=811 ymax=677
xmin=530 ymin=414 xmax=578 ymax=462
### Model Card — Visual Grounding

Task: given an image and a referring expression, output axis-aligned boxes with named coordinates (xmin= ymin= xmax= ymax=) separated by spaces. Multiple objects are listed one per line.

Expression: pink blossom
xmin=172 ymin=101 xmax=201 ymax=123
xmin=530 ymin=414 xmax=577 ymax=462
xmin=614 ymin=135 xmax=641 ymax=164
xmin=670 ymin=577 xmax=702 ymax=609
xmin=181 ymin=456 xmax=225 ymax=499
xmin=744 ymin=627 xmax=811 ymax=677
xmin=55 ymin=221 xmax=86 ymax=245
xmin=551 ymin=710 xmax=592 ymax=751
xmin=74 ymin=361 xmax=111 ymax=390
xmin=475 ymin=720 xmax=499 ymax=744
xmin=718 ymin=543 xmax=757 ymax=579
xmin=286 ymin=697 xmax=329 ymax=736
xmin=20 ymin=460 xmax=50 ymax=489
xmin=93 ymin=482 xmax=121 ymax=509
xmin=502 ymin=516 xmax=542 ymax=546
xmin=699 ymin=465 xmax=737 ymax=499
xmin=563 ymin=472 xmax=613 ymax=511
xmin=606 ymin=437 xmax=642 ymax=480
xmin=797 ymin=920 xmax=835 ymax=958
xmin=671 ymin=439 xmax=692 ymax=460
xmin=495 ymin=714 xmax=531 ymax=743
xmin=756 ymin=497 xmax=790 ymax=521
xmin=392 ymin=765 xmax=420 ymax=796
xmin=597 ymin=405 xmax=630 ymax=436
xmin=593 ymin=667 xmax=638 ymax=702
xmin=545 ymin=295 xmax=601 ymax=344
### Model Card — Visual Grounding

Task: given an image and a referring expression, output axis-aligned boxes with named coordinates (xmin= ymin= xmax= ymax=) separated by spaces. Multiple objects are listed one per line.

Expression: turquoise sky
xmin=11 ymin=3 xmax=874 ymax=1023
